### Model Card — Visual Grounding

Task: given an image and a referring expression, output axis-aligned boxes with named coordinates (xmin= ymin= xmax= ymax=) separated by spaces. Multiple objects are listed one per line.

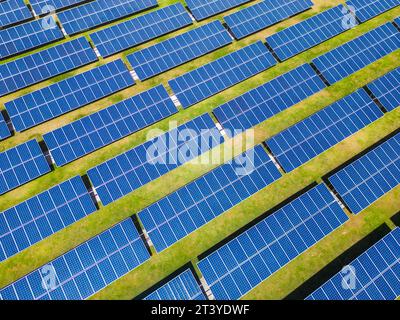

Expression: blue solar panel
xmin=367 ymin=67 xmax=400 ymax=111
xmin=87 ymin=114 xmax=224 ymax=206
xmin=43 ymin=85 xmax=178 ymax=167
xmin=224 ymin=0 xmax=313 ymax=39
xmin=329 ymin=133 xmax=400 ymax=214
xmin=58 ymin=0 xmax=158 ymax=35
xmin=307 ymin=228 xmax=400 ymax=300
xmin=0 ymin=112 xmax=11 ymax=140
xmin=0 ymin=37 xmax=98 ymax=97
xmin=346 ymin=0 xmax=400 ymax=23
xmin=312 ymin=23 xmax=400 ymax=85
xmin=395 ymin=16 xmax=400 ymax=27
xmin=0 ymin=140 xmax=51 ymax=195
xmin=187 ymin=0 xmax=251 ymax=21
xmin=5 ymin=59 xmax=135 ymax=132
xmin=265 ymin=89 xmax=384 ymax=173
xmin=90 ymin=3 xmax=193 ymax=58
xmin=127 ymin=21 xmax=233 ymax=81
xmin=139 ymin=145 xmax=282 ymax=252
xmin=197 ymin=183 xmax=349 ymax=300
xmin=0 ymin=0 xmax=32 ymax=29
xmin=0 ymin=176 xmax=97 ymax=262
xmin=30 ymin=0 xmax=93 ymax=14
xmin=169 ymin=41 xmax=276 ymax=109
xmin=144 ymin=269 xmax=206 ymax=300
xmin=266 ymin=5 xmax=357 ymax=61
xmin=213 ymin=64 xmax=326 ymax=138
xmin=0 ymin=218 xmax=150 ymax=300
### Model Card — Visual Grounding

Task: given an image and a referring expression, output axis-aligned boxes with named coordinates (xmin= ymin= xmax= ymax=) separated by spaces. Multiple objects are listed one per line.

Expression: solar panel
xmin=197 ymin=183 xmax=349 ymax=300
xmin=169 ymin=41 xmax=277 ymax=109
xmin=312 ymin=23 xmax=400 ymax=85
xmin=0 ymin=218 xmax=150 ymax=300
xmin=395 ymin=16 xmax=400 ymax=27
xmin=43 ymin=85 xmax=178 ymax=167
xmin=186 ymin=0 xmax=252 ymax=21
xmin=58 ymin=0 xmax=158 ymax=35
xmin=0 ymin=140 xmax=51 ymax=195
xmin=0 ymin=176 xmax=97 ymax=262
xmin=0 ymin=112 xmax=11 ymax=140
xmin=265 ymin=89 xmax=384 ymax=173
xmin=329 ymin=133 xmax=400 ymax=214
xmin=90 ymin=3 xmax=193 ymax=58
xmin=367 ymin=67 xmax=400 ymax=111
xmin=307 ymin=228 xmax=400 ymax=300
xmin=87 ymin=114 xmax=224 ymax=206
xmin=346 ymin=0 xmax=400 ymax=23
xmin=144 ymin=269 xmax=206 ymax=300
xmin=224 ymin=0 xmax=313 ymax=39
xmin=266 ymin=5 xmax=357 ymax=61
xmin=213 ymin=64 xmax=326 ymax=138
xmin=138 ymin=145 xmax=282 ymax=252
xmin=30 ymin=0 xmax=93 ymax=14
xmin=127 ymin=21 xmax=233 ymax=81
xmin=0 ymin=37 xmax=98 ymax=97
xmin=0 ymin=0 xmax=32 ymax=29
xmin=5 ymin=59 xmax=135 ymax=132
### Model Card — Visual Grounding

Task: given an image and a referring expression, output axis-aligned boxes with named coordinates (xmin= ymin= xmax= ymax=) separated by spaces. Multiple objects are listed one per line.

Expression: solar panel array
xmin=0 ymin=112 xmax=11 ymax=140
xmin=307 ymin=228 xmax=400 ymax=300
xmin=0 ymin=37 xmax=98 ymax=97
xmin=43 ymin=85 xmax=178 ymax=167
xmin=265 ymin=89 xmax=384 ymax=173
xmin=30 ymin=0 xmax=92 ymax=14
xmin=266 ymin=5 xmax=356 ymax=61
xmin=87 ymin=114 xmax=224 ymax=206
xmin=0 ymin=218 xmax=150 ymax=300
xmin=367 ymin=67 xmax=400 ymax=111
xmin=58 ymin=0 xmax=158 ymax=35
xmin=5 ymin=59 xmax=134 ymax=132
xmin=0 ymin=0 xmax=32 ymax=29
xmin=329 ymin=133 xmax=400 ymax=214
xmin=0 ymin=176 xmax=97 ymax=262
xmin=312 ymin=23 xmax=400 ymax=85
xmin=197 ymin=183 xmax=349 ymax=300
xmin=144 ymin=269 xmax=206 ymax=300
xmin=224 ymin=0 xmax=313 ymax=39
xmin=346 ymin=0 xmax=400 ymax=23
xmin=139 ymin=145 xmax=282 ymax=252
xmin=169 ymin=41 xmax=277 ymax=109
xmin=213 ymin=64 xmax=326 ymax=137
xmin=0 ymin=140 xmax=51 ymax=195
xmin=127 ymin=20 xmax=233 ymax=81
xmin=187 ymin=0 xmax=251 ymax=21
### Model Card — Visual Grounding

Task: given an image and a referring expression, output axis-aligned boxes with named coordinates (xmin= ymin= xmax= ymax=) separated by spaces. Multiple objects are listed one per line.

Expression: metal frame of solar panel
xmin=144 ymin=268 xmax=206 ymax=300
xmin=0 ymin=176 xmax=97 ymax=262
xmin=312 ymin=22 xmax=400 ymax=85
xmin=0 ymin=218 xmax=150 ymax=300
xmin=169 ymin=41 xmax=276 ymax=109
xmin=127 ymin=20 xmax=233 ymax=81
xmin=0 ymin=0 xmax=32 ymax=29
xmin=43 ymin=85 xmax=178 ymax=167
xmin=90 ymin=3 xmax=193 ymax=58
xmin=346 ymin=0 xmax=400 ymax=23
xmin=328 ymin=132 xmax=400 ymax=214
xmin=197 ymin=183 xmax=349 ymax=300
xmin=0 ymin=111 xmax=11 ymax=140
xmin=366 ymin=67 xmax=400 ymax=111
xmin=0 ymin=37 xmax=98 ymax=97
xmin=30 ymin=0 xmax=95 ymax=15
xmin=213 ymin=64 xmax=326 ymax=138
xmin=186 ymin=0 xmax=252 ymax=21
xmin=266 ymin=5 xmax=357 ymax=62
xmin=58 ymin=0 xmax=158 ymax=35
xmin=307 ymin=227 xmax=400 ymax=300
xmin=5 ymin=59 xmax=134 ymax=132
xmin=265 ymin=89 xmax=384 ymax=173
xmin=224 ymin=0 xmax=314 ymax=39
xmin=87 ymin=113 xmax=224 ymax=206
xmin=0 ymin=140 xmax=51 ymax=195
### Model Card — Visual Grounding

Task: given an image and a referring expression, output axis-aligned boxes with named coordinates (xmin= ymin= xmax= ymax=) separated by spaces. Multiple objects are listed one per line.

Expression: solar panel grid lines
xmin=0 ymin=176 xmax=97 ymax=262
xmin=43 ymin=85 xmax=178 ymax=167
xmin=186 ymin=0 xmax=252 ymax=21
xmin=346 ymin=0 xmax=400 ymax=23
xmin=197 ymin=183 xmax=349 ymax=300
xmin=0 ymin=112 xmax=11 ymax=140
xmin=265 ymin=89 xmax=385 ymax=173
xmin=307 ymin=228 xmax=400 ymax=300
xmin=0 ymin=0 xmax=33 ymax=29
xmin=168 ymin=41 xmax=277 ymax=109
xmin=127 ymin=20 xmax=233 ymax=81
xmin=0 ymin=218 xmax=151 ymax=300
xmin=138 ymin=145 xmax=282 ymax=252
xmin=30 ymin=0 xmax=94 ymax=14
xmin=312 ymin=22 xmax=400 ymax=85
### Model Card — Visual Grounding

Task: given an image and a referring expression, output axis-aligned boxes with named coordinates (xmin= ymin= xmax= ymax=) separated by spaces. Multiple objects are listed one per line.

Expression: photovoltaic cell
xmin=186 ymin=0 xmax=252 ymax=21
xmin=346 ymin=0 xmax=400 ymax=23
xmin=197 ymin=183 xmax=349 ymax=300
xmin=0 ymin=0 xmax=32 ymax=29
xmin=0 ymin=176 xmax=97 ymax=262
xmin=395 ymin=16 xmax=400 ymax=27
xmin=0 ymin=112 xmax=11 ymax=140
xmin=30 ymin=0 xmax=93 ymax=14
